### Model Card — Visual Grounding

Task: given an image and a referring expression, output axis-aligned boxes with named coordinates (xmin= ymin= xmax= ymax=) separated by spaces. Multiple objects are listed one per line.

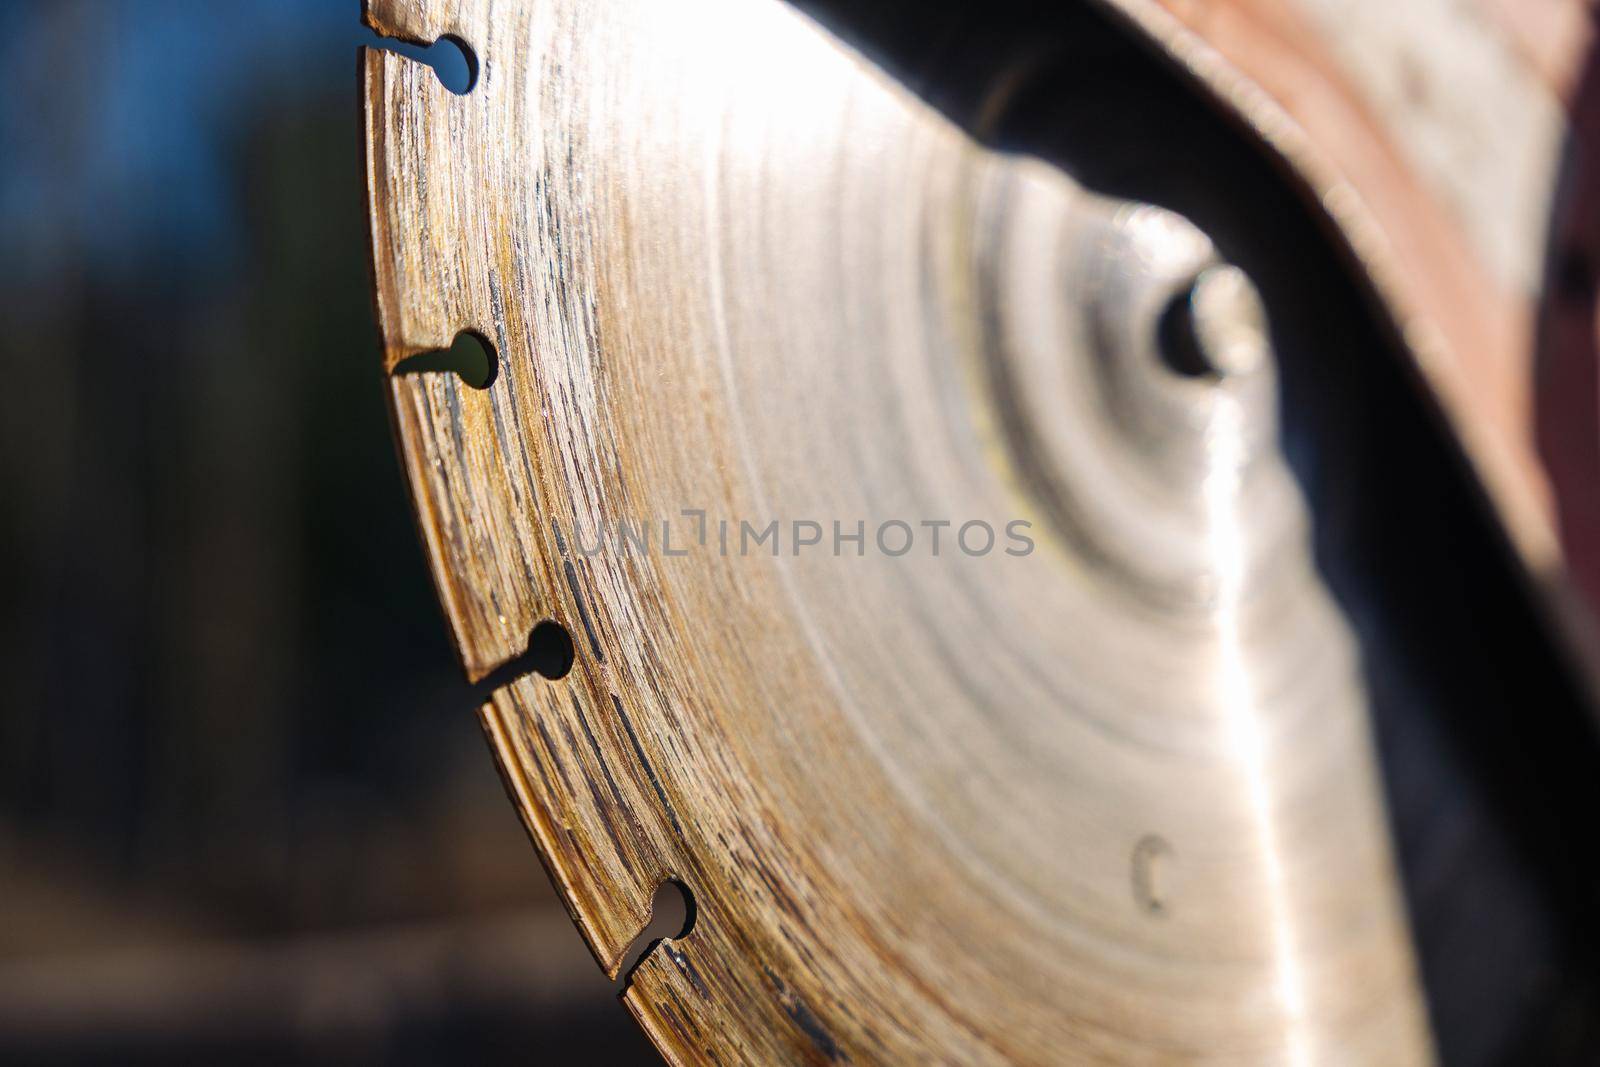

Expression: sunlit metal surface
xmin=364 ymin=0 xmax=1432 ymax=1059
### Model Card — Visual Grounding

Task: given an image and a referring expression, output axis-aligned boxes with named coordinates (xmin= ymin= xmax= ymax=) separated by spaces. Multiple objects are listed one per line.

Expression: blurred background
xmin=0 ymin=2 xmax=655 ymax=1061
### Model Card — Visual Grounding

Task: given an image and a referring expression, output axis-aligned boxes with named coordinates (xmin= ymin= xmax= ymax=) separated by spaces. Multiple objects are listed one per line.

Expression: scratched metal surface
xmin=363 ymin=0 xmax=1600 ymax=1063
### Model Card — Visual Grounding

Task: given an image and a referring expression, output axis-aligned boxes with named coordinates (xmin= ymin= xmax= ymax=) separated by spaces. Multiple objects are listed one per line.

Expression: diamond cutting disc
xmin=361 ymin=0 xmax=1593 ymax=1062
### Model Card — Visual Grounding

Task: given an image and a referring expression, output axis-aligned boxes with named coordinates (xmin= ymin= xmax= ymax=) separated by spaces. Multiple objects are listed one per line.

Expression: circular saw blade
xmin=357 ymin=0 xmax=1460 ymax=1061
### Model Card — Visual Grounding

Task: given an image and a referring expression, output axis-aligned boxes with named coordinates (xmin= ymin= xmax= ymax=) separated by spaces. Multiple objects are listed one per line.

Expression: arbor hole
xmin=1156 ymin=286 xmax=1214 ymax=379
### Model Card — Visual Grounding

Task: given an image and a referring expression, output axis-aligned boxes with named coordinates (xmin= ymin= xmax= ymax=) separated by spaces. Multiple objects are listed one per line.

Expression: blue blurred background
xmin=0 ymin=2 xmax=653 ymax=1061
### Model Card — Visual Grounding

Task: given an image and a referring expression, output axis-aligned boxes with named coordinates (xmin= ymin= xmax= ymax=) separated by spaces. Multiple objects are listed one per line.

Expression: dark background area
xmin=0 ymin=2 xmax=654 ymax=1061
